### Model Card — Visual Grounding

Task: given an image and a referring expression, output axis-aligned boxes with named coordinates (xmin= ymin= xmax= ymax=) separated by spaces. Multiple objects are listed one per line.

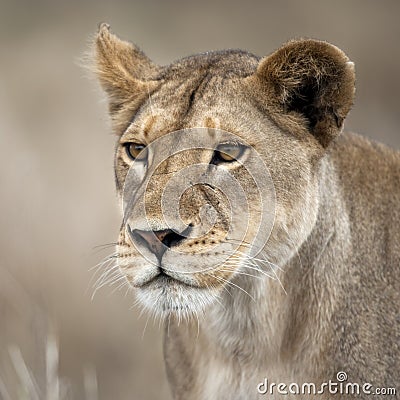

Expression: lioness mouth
xmin=139 ymin=269 xmax=194 ymax=289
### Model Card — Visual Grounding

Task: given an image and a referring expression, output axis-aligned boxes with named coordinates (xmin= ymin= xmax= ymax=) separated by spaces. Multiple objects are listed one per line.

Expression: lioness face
xmin=94 ymin=25 xmax=354 ymax=318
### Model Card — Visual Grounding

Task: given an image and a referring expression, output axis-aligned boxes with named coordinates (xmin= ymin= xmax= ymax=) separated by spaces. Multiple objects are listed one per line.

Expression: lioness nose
xmin=129 ymin=228 xmax=185 ymax=259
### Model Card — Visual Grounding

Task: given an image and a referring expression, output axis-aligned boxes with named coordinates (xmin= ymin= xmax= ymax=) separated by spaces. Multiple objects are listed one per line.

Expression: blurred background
xmin=0 ymin=0 xmax=399 ymax=399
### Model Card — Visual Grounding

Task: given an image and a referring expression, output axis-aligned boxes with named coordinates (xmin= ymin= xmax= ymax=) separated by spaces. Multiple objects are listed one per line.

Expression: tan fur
xmin=93 ymin=24 xmax=400 ymax=399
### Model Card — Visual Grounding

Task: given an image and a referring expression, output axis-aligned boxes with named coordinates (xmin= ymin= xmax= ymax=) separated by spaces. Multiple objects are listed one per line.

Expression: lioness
xmin=93 ymin=24 xmax=399 ymax=399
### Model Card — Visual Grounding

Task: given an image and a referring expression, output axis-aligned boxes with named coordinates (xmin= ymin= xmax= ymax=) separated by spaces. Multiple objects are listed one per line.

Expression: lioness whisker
xmin=225 ymin=252 xmax=286 ymax=293
xmin=218 ymin=268 xmax=264 ymax=281
xmin=91 ymin=242 xmax=119 ymax=255
xmin=232 ymin=249 xmax=283 ymax=273
xmin=92 ymin=265 xmax=120 ymax=288
xmin=91 ymin=269 xmax=124 ymax=298
xmin=94 ymin=273 xmax=125 ymax=292
xmin=222 ymin=260 xmax=276 ymax=279
xmin=212 ymin=275 xmax=256 ymax=302
xmin=89 ymin=253 xmax=118 ymax=271
xmin=111 ymin=277 xmax=130 ymax=294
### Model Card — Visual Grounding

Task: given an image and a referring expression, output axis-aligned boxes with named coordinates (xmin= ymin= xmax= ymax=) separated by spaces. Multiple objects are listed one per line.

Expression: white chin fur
xmin=135 ymin=276 xmax=218 ymax=321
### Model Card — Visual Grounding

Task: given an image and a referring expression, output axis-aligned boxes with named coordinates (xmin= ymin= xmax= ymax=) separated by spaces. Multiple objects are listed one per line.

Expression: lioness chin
xmin=93 ymin=24 xmax=399 ymax=399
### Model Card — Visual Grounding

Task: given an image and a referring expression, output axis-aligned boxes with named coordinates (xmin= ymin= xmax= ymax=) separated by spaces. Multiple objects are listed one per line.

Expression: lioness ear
xmin=94 ymin=23 xmax=160 ymax=133
xmin=252 ymin=39 xmax=355 ymax=148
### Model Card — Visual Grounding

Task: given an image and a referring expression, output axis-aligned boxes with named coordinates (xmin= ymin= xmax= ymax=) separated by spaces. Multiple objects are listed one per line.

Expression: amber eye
xmin=212 ymin=143 xmax=244 ymax=164
xmin=124 ymin=143 xmax=147 ymax=161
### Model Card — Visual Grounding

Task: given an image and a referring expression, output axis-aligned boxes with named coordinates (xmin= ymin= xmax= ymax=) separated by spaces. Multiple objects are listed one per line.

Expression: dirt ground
xmin=0 ymin=0 xmax=399 ymax=399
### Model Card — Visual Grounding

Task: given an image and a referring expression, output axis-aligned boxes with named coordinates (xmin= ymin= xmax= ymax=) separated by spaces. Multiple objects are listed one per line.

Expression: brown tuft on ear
xmin=251 ymin=39 xmax=355 ymax=148
xmin=94 ymin=23 xmax=161 ymax=134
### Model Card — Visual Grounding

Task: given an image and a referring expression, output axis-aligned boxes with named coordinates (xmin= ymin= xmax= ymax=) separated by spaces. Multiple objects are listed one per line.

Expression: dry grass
xmin=0 ymin=267 xmax=99 ymax=400
xmin=3 ymin=339 xmax=98 ymax=400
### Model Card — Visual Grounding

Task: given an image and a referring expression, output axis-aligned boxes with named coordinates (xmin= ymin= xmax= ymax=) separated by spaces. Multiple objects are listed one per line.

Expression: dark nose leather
xmin=129 ymin=228 xmax=185 ymax=259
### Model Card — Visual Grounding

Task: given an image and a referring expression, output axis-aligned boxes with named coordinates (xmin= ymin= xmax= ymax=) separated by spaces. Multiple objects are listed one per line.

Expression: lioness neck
xmin=164 ymin=151 xmax=352 ymax=399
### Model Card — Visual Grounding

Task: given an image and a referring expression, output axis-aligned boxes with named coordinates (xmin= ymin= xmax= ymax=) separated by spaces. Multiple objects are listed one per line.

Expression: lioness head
xmin=94 ymin=24 xmax=355 ymax=318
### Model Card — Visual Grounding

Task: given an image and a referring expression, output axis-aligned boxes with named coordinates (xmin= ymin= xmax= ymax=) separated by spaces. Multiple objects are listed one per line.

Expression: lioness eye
xmin=124 ymin=143 xmax=147 ymax=161
xmin=213 ymin=143 xmax=244 ymax=163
